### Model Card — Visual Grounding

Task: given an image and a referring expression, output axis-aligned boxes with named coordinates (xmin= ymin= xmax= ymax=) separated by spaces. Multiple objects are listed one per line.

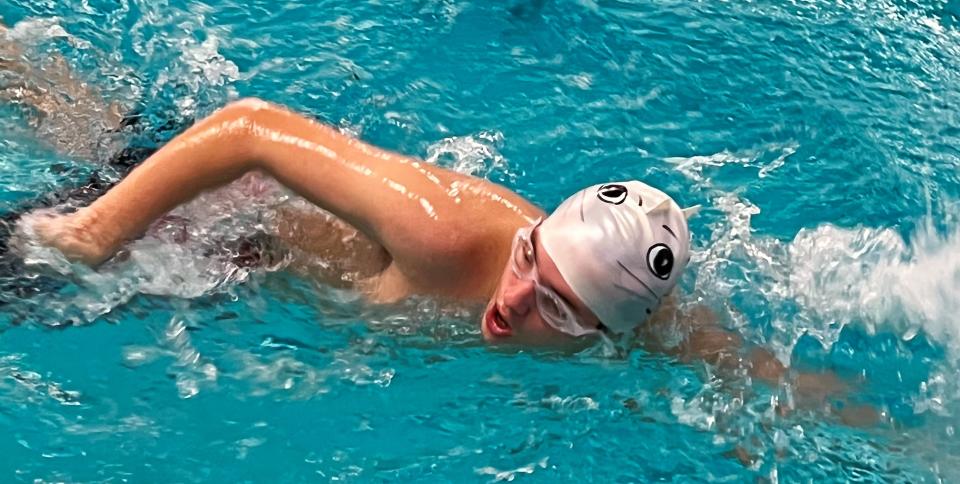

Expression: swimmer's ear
xmin=682 ymin=205 xmax=701 ymax=220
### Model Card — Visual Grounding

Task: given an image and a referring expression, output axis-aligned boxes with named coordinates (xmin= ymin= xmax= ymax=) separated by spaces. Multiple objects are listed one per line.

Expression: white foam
xmin=789 ymin=220 xmax=960 ymax=352
xmin=130 ymin=4 xmax=239 ymax=118
xmin=665 ymin=142 xmax=798 ymax=182
xmin=474 ymin=457 xmax=550 ymax=482
xmin=14 ymin=177 xmax=290 ymax=325
xmin=696 ymin=192 xmax=960 ymax=360
xmin=424 ymin=131 xmax=510 ymax=178
xmin=4 ymin=17 xmax=76 ymax=45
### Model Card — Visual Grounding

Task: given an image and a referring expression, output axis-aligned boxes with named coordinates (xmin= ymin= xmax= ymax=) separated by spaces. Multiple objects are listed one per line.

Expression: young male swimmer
xmin=26 ymin=98 xmax=877 ymax=421
xmin=29 ymin=98 xmax=695 ymax=347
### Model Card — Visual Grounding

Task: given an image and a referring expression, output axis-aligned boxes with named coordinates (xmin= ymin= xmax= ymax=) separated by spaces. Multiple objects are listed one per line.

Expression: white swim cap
xmin=539 ymin=181 xmax=696 ymax=333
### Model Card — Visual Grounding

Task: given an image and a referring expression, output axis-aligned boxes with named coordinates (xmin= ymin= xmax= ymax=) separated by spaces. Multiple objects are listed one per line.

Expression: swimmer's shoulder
xmin=355 ymin=175 xmax=544 ymax=302
xmin=361 ymin=218 xmax=525 ymax=303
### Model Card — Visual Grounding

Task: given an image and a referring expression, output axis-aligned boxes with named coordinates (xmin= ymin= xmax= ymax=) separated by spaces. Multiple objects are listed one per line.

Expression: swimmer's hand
xmin=20 ymin=209 xmax=115 ymax=266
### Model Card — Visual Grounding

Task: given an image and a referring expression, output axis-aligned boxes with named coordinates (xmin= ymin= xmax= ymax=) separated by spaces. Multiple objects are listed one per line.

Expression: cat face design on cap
xmin=539 ymin=180 xmax=696 ymax=331
xmin=588 ymin=183 xmax=686 ymax=297
xmin=597 ymin=184 xmax=630 ymax=205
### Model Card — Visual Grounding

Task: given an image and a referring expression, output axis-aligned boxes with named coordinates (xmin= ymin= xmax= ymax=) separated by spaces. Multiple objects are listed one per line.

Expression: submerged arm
xmin=641 ymin=301 xmax=878 ymax=425
xmin=0 ymin=20 xmax=123 ymax=159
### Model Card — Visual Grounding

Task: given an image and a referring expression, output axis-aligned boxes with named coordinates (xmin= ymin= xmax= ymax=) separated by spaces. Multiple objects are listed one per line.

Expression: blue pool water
xmin=2 ymin=0 xmax=960 ymax=481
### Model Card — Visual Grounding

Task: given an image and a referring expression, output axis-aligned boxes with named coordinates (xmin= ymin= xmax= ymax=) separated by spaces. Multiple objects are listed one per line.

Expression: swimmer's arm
xmin=37 ymin=98 xmax=537 ymax=273
xmin=643 ymin=302 xmax=879 ymax=425
xmin=0 ymin=21 xmax=124 ymax=158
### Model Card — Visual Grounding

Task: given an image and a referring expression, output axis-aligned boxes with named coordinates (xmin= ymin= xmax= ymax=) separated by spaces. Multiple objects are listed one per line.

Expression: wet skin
xmin=21 ymin=97 xmax=872 ymax=421
xmin=18 ymin=98 xmax=771 ymax=355
xmin=0 ymin=21 xmax=124 ymax=159
xmin=481 ymin=224 xmax=603 ymax=349
xmin=24 ymin=98 xmax=579 ymax=346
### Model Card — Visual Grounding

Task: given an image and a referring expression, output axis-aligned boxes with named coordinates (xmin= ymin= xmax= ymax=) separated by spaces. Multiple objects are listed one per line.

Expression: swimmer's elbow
xmin=221 ymin=97 xmax=274 ymax=116
xmin=208 ymin=98 xmax=279 ymax=168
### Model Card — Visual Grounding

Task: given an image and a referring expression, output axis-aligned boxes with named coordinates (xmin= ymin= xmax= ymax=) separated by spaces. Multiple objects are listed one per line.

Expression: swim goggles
xmin=510 ymin=220 xmax=600 ymax=337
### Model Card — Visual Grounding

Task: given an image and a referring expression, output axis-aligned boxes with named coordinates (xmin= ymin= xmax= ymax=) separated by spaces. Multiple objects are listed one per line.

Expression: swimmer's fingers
xmin=10 ymin=209 xmax=70 ymax=271
xmin=15 ymin=209 xmax=111 ymax=267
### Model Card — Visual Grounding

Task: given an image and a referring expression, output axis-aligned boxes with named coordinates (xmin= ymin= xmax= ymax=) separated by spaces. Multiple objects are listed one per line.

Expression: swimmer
xmin=0 ymin=20 xmax=740 ymax=355
xmin=2 ymin=71 xmax=872 ymax=420
xmin=28 ymin=98 xmax=693 ymax=347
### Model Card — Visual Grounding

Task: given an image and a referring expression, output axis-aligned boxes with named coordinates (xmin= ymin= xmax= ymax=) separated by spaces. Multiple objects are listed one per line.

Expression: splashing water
xmin=425 ymin=130 xmax=510 ymax=179
xmin=2 ymin=0 xmax=960 ymax=481
xmin=129 ymin=1 xmax=240 ymax=117
xmin=689 ymin=178 xmax=960 ymax=364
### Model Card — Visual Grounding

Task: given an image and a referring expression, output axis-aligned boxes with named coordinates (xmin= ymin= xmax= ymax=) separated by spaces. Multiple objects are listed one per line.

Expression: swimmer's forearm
xmin=744 ymin=346 xmax=876 ymax=424
xmin=0 ymin=23 xmax=123 ymax=158
xmin=70 ymin=98 xmax=526 ymax=266
xmin=71 ymin=101 xmax=261 ymax=258
xmin=73 ymin=98 xmax=396 ymax=261
xmin=675 ymin=315 xmax=836 ymax=393
xmin=668 ymin=306 xmax=877 ymax=424
xmin=699 ymin=334 xmax=875 ymax=422
xmin=667 ymin=304 xmax=787 ymax=382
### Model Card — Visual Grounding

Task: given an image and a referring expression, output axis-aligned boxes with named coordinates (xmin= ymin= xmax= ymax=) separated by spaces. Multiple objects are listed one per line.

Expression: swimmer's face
xmin=481 ymin=223 xmax=603 ymax=349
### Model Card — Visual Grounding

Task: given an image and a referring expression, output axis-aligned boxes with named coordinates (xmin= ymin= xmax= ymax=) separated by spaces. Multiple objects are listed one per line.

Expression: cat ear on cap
xmin=646 ymin=198 xmax=672 ymax=216
xmin=681 ymin=205 xmax=701 ymax=220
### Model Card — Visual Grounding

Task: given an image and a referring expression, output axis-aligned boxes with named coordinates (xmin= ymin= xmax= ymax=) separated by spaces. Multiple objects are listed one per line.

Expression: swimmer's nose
xmin=501 ymin=278 xmax=535 ymax=320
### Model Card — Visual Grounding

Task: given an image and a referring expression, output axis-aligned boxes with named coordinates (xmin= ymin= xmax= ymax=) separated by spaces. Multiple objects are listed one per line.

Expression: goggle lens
xmin=511 ymin=222 xmax=598 ymax=337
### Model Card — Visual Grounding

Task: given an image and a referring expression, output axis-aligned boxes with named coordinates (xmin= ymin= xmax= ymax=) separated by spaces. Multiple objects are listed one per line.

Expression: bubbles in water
xmin=474 ymin=457 xmax=550 ymax=482
xmin=10 ymin=175 xmax=292 ymax=326
xmin=695 ymin=189 xmax=960 ymax=361
xmin=0 ymin=17 xmax=129 ymax=160
xmin=228 ymin=349 xmax=330 ymax=399
xmin=164 ymin=312 xmax=219 ymax=399
xmin=3 ymin=17 xmax=76 ymax=45
xmin=0 ymin=354 xmax=81 ymax=406
xmin=425 ymin=130 xmax=511 ymax=179
xmin=664 ymin=142 xmax=798 ymax=183
xmin=155 ymin=34 xmax=240 ymax=116
xmin=560 ymin=72 xmax=593 ymax=90
xmin=130 ymin=3 xmax=240 ymax=118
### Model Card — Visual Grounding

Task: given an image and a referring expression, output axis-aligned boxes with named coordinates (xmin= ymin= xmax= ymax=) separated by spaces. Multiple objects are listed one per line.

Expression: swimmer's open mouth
xmin=485 ymin=304 xmax=512 ymax=337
